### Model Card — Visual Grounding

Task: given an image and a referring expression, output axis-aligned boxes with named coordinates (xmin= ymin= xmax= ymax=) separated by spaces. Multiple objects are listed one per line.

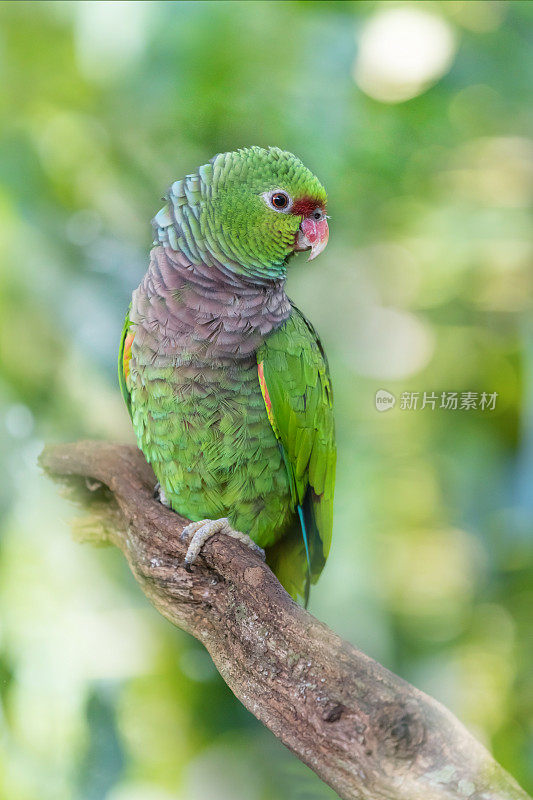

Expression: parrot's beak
xmin=295 ymin=214 xmax=329 ymax=261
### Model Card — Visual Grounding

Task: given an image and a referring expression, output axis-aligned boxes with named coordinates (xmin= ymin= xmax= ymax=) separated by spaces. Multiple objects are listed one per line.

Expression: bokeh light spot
xmin=353 ymin=7 xmax=457 ymax=103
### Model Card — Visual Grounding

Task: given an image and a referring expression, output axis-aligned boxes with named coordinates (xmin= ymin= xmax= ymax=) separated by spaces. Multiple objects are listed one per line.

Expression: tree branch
xmin=39 ymin=441 xmax=530 ymax=800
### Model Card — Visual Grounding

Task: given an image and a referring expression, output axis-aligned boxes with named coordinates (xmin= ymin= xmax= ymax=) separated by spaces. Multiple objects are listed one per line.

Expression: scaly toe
xmin=183 ymin=518 xmax=228 ymax=569
xmin=180 ymin=519 xmax=210 ymax=543
xmin=181 ymin=517 xmax=265 ymax=570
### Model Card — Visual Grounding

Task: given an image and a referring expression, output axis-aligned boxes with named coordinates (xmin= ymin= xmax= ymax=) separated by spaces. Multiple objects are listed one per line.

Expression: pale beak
xmin=295 ymin=215 xmax=329 ymax=261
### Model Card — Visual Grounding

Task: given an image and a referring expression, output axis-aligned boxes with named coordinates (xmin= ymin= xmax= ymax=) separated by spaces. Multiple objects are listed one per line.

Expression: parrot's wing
xmin=118 ymin=306 xmax=134 ymax=418
xmin=257 ymin=304 xmax=336 ymax=604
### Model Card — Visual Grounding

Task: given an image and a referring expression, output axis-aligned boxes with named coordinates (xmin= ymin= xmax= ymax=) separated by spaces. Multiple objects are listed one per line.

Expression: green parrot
xmin=119 ymin=146 xmax=335 ymax=604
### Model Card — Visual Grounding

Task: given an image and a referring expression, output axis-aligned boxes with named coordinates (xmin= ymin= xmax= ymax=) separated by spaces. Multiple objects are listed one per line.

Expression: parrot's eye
xmin=263 ymin=190 xmax=293 ymax=213
xmin=272 ymin=192 xmax=289 ymax=209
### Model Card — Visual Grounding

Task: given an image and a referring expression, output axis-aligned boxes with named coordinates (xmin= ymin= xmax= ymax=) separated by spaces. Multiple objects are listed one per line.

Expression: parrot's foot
xmin=154 ymin=482 xmax=171 ymax=508
xmin=180 ymin=517 xmax=265 ymax=571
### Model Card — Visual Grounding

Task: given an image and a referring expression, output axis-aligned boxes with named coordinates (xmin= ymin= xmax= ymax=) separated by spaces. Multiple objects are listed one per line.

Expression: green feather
xmin=257 ymin=305 xmax=336 ymax=599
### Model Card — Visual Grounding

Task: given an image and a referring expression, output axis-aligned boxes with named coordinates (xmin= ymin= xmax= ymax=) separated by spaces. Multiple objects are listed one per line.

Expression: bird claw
xmin=180 ymin=517 xmax=265 ymax=570
xmin=154 ymin=482 xmax=171 ymax=508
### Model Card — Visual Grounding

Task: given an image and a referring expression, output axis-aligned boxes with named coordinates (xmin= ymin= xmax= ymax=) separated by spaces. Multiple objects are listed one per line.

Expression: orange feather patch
xmin=123 ymin=332 xmax=135 ymax=382
xmin=258 ymin=360 xmax=279 ymax=438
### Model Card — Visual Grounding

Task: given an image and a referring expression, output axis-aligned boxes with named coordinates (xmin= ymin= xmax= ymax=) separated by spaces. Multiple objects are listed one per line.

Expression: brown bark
xmin=39 ymin=441 xmax=530 ymax=800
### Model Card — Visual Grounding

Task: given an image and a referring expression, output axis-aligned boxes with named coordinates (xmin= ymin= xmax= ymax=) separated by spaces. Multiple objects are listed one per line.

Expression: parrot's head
xmin=154 ymin=146 xmax=328 ymax=281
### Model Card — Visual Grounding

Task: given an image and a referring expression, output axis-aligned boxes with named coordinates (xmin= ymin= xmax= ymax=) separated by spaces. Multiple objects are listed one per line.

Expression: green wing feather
xmin=118 ymin=307 xmax=133 ymax=418
xmin=257 ymin=305 xmax=336 ymax=600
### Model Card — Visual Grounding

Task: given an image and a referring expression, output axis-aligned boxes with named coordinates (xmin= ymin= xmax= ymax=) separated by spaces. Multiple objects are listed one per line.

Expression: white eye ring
xmin=262 ymin=189 xmax=293 ymax=213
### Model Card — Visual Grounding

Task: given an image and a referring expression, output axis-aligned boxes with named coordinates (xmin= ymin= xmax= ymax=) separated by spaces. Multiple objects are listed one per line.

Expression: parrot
xmin=118 ymin=146 xmax=335 ymax=605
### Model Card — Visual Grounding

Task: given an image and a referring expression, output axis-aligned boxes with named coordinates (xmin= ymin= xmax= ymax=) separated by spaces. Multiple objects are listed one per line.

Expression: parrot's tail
xmin=297 ymin=505 xmax=312 ymax=609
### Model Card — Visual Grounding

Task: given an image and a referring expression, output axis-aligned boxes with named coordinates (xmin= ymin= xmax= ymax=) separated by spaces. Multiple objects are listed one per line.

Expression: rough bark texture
xmin=39 ymin=441 xmax=530 ymax=800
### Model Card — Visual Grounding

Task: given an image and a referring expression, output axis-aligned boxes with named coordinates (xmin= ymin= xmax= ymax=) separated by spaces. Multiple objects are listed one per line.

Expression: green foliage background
xmin=0 ymin=2 xmax=532 ymax=798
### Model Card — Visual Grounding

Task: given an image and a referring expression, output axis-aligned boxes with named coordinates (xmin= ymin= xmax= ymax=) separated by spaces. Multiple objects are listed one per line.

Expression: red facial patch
xmin=291 ymin=196 xmax=324 ymax=217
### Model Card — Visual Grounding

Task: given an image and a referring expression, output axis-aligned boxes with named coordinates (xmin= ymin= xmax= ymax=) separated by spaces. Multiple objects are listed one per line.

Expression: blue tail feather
xmin=297 ymin=505 xmax=311 ymax=608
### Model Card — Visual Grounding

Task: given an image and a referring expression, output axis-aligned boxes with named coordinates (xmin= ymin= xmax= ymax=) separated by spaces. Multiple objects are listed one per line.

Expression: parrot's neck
xmin=152 ymin=161 xmax=290 ymax=281
xmin=130 ymin=245 xmax=291 ymax=362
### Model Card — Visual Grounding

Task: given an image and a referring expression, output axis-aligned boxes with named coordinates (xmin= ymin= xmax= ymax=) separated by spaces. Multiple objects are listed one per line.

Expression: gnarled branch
xmin=39 ymin=441 xmax=530 ymax=800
